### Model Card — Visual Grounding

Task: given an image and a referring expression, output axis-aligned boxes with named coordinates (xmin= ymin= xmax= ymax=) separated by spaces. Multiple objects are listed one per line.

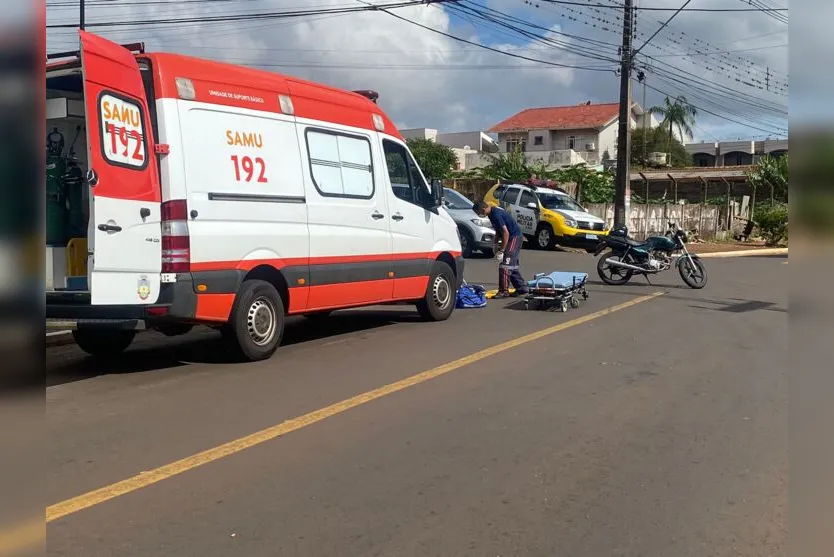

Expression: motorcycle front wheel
xmin=679 ymin=255 xmax=708 ymax=289
xmin=597 ymin=250 xmax=634 ymax=285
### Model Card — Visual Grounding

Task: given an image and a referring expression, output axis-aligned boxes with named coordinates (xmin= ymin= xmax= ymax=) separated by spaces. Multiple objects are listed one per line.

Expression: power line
xmin=46 ymin=0 xmax=451 ymax=28
xmin=644 ymin=81 xmax=786 ymax=136
xmin=357 ymin=0 xmax=617 ymax=72
xmin=446 ymin=1 xmax=618 ymax=64
xmin=649 ymin=43 xmax=787 ymax=57
xmin=539 ymin=0 xmax=788 ymax=12
xmin=523 ymin=0 xmax=788 ymax=90
xmin=633 ymin=0 xmax=692 ymax=55
xmin=711 ymin=29 xmax=786 ymax=46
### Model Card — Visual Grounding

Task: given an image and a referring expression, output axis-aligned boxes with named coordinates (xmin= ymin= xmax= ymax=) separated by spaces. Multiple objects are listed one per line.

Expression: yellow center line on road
xmin=46 ymin=291 xmax=664 ymax=524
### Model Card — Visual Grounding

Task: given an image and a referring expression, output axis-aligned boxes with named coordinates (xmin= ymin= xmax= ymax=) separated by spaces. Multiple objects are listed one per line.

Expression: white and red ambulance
xmin=45 ymin=31 xmax=463 ymax=361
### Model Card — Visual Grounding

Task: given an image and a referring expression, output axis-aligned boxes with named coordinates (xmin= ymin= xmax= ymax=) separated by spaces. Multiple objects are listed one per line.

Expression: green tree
xmin=406 ymin=138 xmax=459 ymax=180
xmin=745 ymin=154 xmax=788 ymax=203
xmin=554 ymin=163 xmax=614 ymax=203
xmin=649 ymin=96 xmax=697 ymax=163
xmin=474 ymin=145 xmax=558 ymax=182
xmin=631 ymin=126 xmax=692 ymax=167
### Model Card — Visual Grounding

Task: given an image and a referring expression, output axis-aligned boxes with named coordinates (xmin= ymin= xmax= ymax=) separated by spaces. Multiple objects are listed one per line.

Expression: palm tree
xmin=649 ymin=96 xmax=697 ymax=164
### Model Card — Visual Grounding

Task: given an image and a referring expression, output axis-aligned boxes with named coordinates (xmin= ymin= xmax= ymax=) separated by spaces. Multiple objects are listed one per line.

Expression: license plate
xmin=586 ymin=234 xmax=598 ymax=240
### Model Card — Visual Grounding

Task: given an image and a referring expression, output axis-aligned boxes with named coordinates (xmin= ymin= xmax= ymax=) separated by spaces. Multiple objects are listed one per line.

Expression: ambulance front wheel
xmin=72 ymin=329 xmax=135 ymax=358
xmin=416 ymin=261 xmax=456 ymax=322
xmin=225 ymin=279 xmax=285 ymax=362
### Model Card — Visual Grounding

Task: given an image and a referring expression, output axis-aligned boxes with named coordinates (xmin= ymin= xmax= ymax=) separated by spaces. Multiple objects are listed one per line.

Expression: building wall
xmin=597 ymin=121 xmax=619 ymax=161
xmin=719 ymin=140 xmax=756 ymax=155
xmin=451 ymin=148 xmax=478 ymax=170
xmin=400 ymin=127 xmax=438 ymax=142
xmin=526 ymin=129 xmax=554 ymax=151
xmin=437 ymin=131 xmax=488 ymax=151
xmin=684 ymin=138 xmax=788 ymax=167
xmin=464 ymin=149 xmax=585 ymax=170
xmin=761 ymin=138 xmax=788 ymax=154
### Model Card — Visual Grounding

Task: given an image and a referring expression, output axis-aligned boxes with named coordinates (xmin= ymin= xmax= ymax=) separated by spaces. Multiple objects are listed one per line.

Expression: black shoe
xmin=510 ymin=289 xmax=529 ymax=298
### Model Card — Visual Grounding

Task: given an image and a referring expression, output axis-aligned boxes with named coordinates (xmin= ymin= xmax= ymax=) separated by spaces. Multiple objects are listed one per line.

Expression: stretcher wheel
xmin=570 ymin=296 xmax=580 ymax=309
xmin=560 ymin=301 xmax=568 ymax=312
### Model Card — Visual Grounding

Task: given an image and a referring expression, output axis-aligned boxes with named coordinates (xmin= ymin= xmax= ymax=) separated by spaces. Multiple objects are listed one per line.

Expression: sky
xmin=45 ymin=0 xmax=790 ymax=143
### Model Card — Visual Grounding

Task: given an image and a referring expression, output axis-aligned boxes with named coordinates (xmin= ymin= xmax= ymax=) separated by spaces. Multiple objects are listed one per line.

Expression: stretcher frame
xmin=523 ymin=272 xmax=589 ymax=312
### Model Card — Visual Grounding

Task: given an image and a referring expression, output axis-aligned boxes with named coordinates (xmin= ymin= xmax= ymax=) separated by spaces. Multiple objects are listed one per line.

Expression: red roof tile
xmin=488 ymin=102 xmax=621 ymax=133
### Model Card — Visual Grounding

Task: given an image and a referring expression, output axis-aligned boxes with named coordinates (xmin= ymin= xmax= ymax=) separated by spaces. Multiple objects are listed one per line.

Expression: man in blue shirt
xmin=473 ymin=201 xmax=529 ymax=298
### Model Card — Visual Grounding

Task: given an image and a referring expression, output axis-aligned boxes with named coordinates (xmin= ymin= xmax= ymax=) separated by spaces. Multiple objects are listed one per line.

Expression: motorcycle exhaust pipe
xmin=604 ymin=259 xmax=647 ymax=272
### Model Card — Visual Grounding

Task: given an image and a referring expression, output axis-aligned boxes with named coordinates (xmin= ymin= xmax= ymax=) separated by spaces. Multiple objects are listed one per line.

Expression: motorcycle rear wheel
xmin=597 ymin=250 xmax=634 ymax=285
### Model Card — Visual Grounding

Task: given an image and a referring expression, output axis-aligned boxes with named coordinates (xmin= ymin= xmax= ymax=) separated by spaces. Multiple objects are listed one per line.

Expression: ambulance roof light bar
xmin=352 ymin=90 xmax=379 ymax=104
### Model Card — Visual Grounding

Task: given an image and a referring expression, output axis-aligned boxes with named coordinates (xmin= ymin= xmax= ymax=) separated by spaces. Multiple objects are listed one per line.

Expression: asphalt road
xmin=45 ymin=248 xmax=787 ymax=557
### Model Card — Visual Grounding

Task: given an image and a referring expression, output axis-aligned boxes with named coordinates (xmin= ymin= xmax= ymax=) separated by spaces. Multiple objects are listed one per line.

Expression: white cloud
xmin=47 ymin=0 xmax=789 ymax=140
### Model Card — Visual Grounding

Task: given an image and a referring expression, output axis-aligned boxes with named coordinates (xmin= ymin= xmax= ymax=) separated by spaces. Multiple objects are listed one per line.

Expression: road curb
xmin=687 ymin=247 xmax=788 ymax=259
xmin=46 ymin=331 xmax=75 ymax=348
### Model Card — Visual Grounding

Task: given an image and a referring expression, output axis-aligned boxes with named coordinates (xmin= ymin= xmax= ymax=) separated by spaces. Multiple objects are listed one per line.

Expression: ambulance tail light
xmin=161 ymin=200 xmax=191 ymax=273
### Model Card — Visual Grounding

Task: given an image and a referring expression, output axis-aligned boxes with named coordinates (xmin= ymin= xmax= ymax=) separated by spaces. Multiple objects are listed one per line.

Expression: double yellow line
xmin=43 ymin=291 xmax=663 ymax=526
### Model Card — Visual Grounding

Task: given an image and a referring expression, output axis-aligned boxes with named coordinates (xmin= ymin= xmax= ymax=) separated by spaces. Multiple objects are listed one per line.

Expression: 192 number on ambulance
xmin=231 ymin=155 xmax=268 ymax=183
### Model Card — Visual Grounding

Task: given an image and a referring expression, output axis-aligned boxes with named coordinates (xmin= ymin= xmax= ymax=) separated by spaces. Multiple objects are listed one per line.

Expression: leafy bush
xmin=754 ymin=204 xmax=788 ymax=246
xmin=554 ymin=163 xmax=614 ymax=203
xmin=406 ymin=138 xmax=459 ymax=180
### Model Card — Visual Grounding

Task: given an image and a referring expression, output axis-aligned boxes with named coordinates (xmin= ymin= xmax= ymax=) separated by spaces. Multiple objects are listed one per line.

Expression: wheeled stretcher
xmin=523 ymin=271 xmax=589 ymax=312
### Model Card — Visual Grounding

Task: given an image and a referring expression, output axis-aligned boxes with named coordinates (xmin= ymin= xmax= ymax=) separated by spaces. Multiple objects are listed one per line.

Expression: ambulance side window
xmin=306 ymin=128 xmax=374 ymax=199
xmin=383 ymin=139 xmax=427 ymax=207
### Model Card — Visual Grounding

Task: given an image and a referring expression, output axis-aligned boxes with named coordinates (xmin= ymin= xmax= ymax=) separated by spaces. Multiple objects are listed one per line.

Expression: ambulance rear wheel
xmin=72 ymin=329 xmax=135 ymax=358
xmin=416 ymin=261 xmax=455 ymax=322
xmin=226 ymin=279 xmax=285 ymax=362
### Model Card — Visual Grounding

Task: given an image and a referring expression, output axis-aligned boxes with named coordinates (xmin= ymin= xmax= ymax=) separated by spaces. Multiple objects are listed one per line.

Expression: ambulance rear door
xmin=80 ymin=30 xmax=162 ymax=305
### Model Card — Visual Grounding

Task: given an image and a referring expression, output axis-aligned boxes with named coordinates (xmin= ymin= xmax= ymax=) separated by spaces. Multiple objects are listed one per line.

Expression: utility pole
xmin=639 ymin=69 xmax=648 ymax=166
xmin=614 ymin=0 xmax=634 ymax=227
xmin=80 ymin=0 xmax=85 ymax=30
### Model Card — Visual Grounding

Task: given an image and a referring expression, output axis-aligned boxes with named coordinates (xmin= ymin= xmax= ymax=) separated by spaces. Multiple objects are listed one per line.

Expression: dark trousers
xmin=499 ymin=234 xmax=527 ymax=292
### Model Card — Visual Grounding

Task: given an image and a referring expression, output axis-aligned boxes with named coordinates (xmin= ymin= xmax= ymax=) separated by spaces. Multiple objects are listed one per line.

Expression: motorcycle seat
xmin=607 ymin=235 xmax=646 ymax=248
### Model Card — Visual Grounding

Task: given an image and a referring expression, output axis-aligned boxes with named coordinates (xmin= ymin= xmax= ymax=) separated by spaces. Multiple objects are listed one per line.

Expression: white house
xmin=485 ymin=101 xmax=657 ymax=169
xmin=399 ymin=128 xmax=500 ymax=170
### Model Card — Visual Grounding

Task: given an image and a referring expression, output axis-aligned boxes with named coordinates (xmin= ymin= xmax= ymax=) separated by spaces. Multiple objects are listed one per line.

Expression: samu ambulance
xmin=45 ymin=31 xmax=463 ymax=361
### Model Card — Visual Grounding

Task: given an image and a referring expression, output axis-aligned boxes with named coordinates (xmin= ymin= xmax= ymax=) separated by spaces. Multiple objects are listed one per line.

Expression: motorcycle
xmin=593 ymin=222 xmax=708 ymax=289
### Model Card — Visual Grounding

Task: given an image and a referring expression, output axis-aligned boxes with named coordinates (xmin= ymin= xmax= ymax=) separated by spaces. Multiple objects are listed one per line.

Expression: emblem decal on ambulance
xmin=137 ymin=275 xmax=151 ymax=301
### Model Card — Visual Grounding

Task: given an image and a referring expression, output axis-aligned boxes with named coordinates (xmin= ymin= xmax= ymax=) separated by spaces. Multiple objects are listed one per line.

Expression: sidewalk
xmin=46 ymin=330 xmax=75 ymax=348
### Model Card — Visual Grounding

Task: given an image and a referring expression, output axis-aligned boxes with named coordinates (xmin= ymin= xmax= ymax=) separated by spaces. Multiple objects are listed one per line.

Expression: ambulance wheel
xmin=226 ymin=279 xmax=285 ymax=362
xmin=416 ymin=261 xmax=456 ymax=322
xmin=72 ymin=329 xmax=135 ymax=358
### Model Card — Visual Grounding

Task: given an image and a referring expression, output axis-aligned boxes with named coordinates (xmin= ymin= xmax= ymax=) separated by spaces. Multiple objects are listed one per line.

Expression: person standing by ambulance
xmin=473 ymin=201 xmax=529 ymax=298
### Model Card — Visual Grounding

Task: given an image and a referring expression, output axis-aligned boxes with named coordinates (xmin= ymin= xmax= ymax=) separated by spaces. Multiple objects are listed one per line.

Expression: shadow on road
xmin=47 ymin=308 xmax=421 ymax=388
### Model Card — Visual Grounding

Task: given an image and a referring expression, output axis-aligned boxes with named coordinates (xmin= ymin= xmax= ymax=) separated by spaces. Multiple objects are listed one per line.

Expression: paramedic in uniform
xmin=473 ymin=201 xmax=529 ymax=298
